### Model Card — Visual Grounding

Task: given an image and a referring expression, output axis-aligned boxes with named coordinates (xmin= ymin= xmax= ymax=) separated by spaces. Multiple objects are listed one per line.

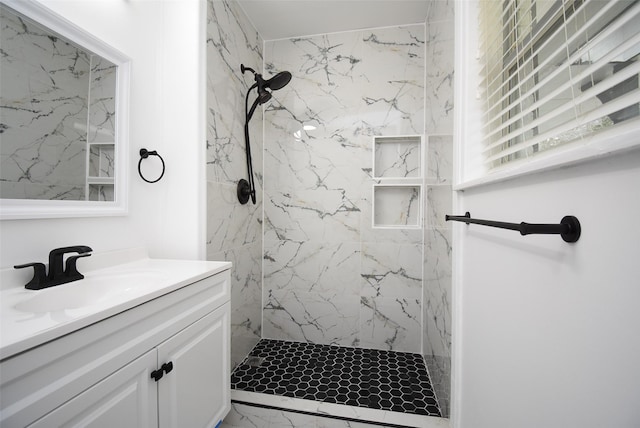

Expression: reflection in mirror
xmin=0 ymin=0 xmax=130 ymax=219
xmin=1 ymin=3 xmax=117 ymax=202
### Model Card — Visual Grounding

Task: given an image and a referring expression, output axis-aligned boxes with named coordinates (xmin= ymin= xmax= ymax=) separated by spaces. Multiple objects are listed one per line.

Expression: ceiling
xmin=236 ymin=0 xmax=431 ymax=41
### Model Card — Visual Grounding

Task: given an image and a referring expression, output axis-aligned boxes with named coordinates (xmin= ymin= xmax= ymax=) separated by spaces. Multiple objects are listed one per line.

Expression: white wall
xmin=453 ymin=2 xmax=640 ymax=425
xmin=455 ymin=150 xmax=640 ymax=427
xmin=0 ymin=0 xmax=205 ymax=269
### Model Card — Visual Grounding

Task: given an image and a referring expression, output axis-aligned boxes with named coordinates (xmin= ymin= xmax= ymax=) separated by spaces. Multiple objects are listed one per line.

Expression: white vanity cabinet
xmin=157 ymin=304 xmax=230 ymax=428
xmin=28 ymin=349 xmax=159 ymax=427
xmin=0 ymin=267 xmax=231 ymax=428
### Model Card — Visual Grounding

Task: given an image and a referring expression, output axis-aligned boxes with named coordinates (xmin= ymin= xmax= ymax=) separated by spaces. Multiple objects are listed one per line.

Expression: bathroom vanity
xmin=0 ymin=250 xmax=231 ymax=427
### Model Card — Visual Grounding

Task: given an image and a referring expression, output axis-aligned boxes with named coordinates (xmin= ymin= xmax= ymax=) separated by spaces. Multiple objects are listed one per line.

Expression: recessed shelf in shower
xmin=373 ymin=184 xmax=422 ymax=229
xmin=373 ymin=135 xmax=422 ymax=179
xmin=372 ymin=135 xmax=423 ymax=229
xmin=87 ymin=143 xmax=115 ymax=201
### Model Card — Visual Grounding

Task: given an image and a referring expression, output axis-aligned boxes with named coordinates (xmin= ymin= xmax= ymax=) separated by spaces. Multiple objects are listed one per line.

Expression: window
xmin=478 ymin=0 xmax=640 ymax=170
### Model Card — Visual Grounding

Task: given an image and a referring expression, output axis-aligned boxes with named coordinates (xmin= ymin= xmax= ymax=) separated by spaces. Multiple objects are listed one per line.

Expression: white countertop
xmin=0 ymin=249 xmax=231 ymax=360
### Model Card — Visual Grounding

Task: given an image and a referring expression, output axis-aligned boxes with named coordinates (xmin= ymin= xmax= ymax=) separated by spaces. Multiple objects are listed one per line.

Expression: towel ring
xmin=138 ymin=148 xmax=165 ymax=183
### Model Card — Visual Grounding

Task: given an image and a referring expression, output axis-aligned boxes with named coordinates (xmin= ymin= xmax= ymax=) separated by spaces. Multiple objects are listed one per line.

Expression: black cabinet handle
xmin=151 ymin=368 xmax=164 ymax=382
xmin=162 ymin=361 xmax=174 ymax=374
xmin=151 ymin=361 xmax=174 ymax=382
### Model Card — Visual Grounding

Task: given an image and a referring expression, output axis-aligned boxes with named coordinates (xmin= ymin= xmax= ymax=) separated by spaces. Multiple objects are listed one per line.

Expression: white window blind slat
xmin=481 ymin=0 xmax=629 ymax=134
xmin=484 ymin=88 xmax=640 ymax=164
xmin=480 ymin=0 xmax=572 ymax=104
xmin=482 ymin=61 xmax=640 ymax=156
xmin=481 ymin=0 xmax=637 ymax=136
xmin=482 ymin=36 xmax=640 ymax=153
xmin=478 ymin=0 xmax=640 ymax=169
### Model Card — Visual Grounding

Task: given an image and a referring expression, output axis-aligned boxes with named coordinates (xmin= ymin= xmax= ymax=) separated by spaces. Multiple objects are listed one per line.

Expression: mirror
xmin=0 ymin=0 xmax=130 ymax=219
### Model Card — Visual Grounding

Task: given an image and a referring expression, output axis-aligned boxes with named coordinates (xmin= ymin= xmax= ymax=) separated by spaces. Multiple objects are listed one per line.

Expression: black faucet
xmin=14 ymin=246 xmax=93 ymax=290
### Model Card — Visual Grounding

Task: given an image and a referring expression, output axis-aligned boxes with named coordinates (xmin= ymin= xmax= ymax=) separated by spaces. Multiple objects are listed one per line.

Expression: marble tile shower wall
xmin=262 ymin=25 xmax=426 ymax=353
xmin=87 ymin=57 xmax=117 ymax=146
xmin=87 ymin=56 xmax=117 ymax=201
xmin=206 ymin=0 xmax=264 ymax=369
xmin=423 ymin=0 xmax=454 ymax=418
xmin=0 ymin=5 xmax=90 ymax=200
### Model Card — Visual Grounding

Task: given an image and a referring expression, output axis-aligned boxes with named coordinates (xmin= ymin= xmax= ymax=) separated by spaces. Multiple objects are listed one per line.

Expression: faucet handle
xmin=50 ymin=245 xmax=93 ymax=254
xmin=48 ymin=246 xmax=93 ymax=280
xmin=14 ymin=262 xmax=47 ymax=290
xmin=65 ymin=253 xmax=92 ymax=280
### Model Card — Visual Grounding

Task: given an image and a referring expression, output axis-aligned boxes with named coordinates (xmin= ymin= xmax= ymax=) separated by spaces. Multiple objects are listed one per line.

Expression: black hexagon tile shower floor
xmin=231 ymin=339 xmax=441 ymax=417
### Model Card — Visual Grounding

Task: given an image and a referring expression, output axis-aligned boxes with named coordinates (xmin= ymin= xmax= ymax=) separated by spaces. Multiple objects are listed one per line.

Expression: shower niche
xmin=87 ymin=144 xmax=115 ymax=201
xmin=372 ymin=135 xmax=423 ymax=229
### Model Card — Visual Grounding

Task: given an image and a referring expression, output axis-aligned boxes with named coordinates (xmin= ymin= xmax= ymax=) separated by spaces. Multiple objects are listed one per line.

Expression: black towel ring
xmin=138 ymin=148 xmax=165 ymax=183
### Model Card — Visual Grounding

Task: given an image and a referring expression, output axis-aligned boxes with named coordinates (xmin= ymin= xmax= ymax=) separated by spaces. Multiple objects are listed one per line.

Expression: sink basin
xmin=1 ymin=253 xmax=232 ymax=361
xmin=14 ymin=271 xmax=165 ymax=313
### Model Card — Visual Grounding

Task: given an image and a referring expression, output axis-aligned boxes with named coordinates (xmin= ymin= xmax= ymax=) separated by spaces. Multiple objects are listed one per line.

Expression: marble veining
xmin=264 ymin=240 xmax=361 ymax=295
xmin=88 ymin=184 xmax=113 ymax=202
xmin=373 ymin=185 xmax=421 ymax=227
xmin=1 ymin=5 xmax=89 ymax=200
xmin=359 ymin=296 xmax=422 ymax=352
xmin=206 ymin=0 xmax=263 ymax=186
xmin=359 ymin=194 xmax=423 ymax=245
xmin=205 ymin=1 xmax=453 ymax=415
xmin=222 ymin=401 xmax=445 ymax=428
xmin=424 ymin=20 xmax=455 ymax=136
xmin=422 ymin=2 xmax=455 ymax=417
xmin=426 ymin=186 xmax=452 ymax=229
xmin=426 ymin=136 xmax=453 ymax=185
xmin=423 ymin=355 xmax=451 ymax=421
xmin=206 ymin=0 xmax=264 ymax=370
xmin=264 ymin=289 xmax=360 ymax=347
xmin=209 ymin=240 xmax=263 ymax=369
xmin=0 ymin=5 xmax=117 ymax=201
xmin=361 ymin=243 xmax=422 ymax=299
xmin=89 ymin=145 xmax=115 ymax=178
xmin=263 ymin=24 xmax=426 ymax=354
xmin=87 ymin=56 xmax=116 ymax=145
xmin=423 ymin=228 xmax=452 ymax=360
xmin=374 ymin=137 xmax=421 ymax=178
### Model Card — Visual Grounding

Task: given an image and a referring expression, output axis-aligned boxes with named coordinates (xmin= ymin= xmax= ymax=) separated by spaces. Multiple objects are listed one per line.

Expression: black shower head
xmin=255 ymin=79 xmax=271 ymax=105
xmin=253 ymin=74 xmax=273 ymax=105
xmin=256 ymin=87 xmax=272 ymax=105
xmin=241 ymin=64 xmax=292 ymax=95
xmin=242 ymin=64 xmax=291 ymax=120
xmin=264 ymin=71 xmax=292 ymax=91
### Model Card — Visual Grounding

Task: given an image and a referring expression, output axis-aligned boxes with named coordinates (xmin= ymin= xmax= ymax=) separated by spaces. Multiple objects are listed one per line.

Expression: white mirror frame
xmin=0 ymin=0 xmax=130 ymax=220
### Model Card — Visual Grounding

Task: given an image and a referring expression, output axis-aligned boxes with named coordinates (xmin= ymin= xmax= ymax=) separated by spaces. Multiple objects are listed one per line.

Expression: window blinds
xmin=478 ymin=0 xmax=640 ymax=169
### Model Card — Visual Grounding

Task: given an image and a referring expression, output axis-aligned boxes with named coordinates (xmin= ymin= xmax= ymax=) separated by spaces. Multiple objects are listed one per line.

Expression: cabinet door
xmin=28 ymin=350 xmax=158 ymax=428
xmin=157 ymin=302 xmax=230 ymax=428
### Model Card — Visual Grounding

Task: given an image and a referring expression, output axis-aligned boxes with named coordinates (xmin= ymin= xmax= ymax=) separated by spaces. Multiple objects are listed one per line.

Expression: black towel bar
xmin=445 ymin=212 xmax=581 ymax=243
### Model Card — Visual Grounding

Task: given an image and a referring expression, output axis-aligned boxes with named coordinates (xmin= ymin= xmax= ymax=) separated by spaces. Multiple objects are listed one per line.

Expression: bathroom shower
xmin=237 ymin=64 xmax=291 ymax=204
